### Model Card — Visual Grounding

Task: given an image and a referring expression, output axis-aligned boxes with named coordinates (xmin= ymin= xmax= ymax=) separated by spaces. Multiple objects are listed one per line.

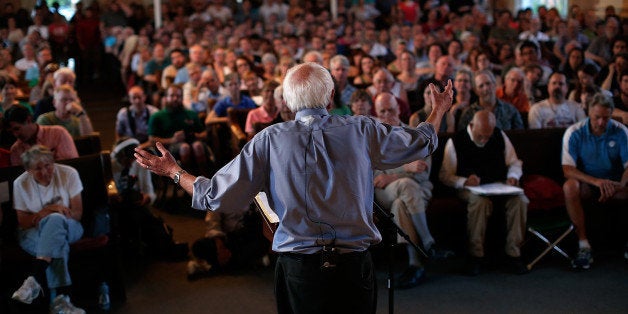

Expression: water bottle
xmin=98 ymin=282 xmax=111 ymax=311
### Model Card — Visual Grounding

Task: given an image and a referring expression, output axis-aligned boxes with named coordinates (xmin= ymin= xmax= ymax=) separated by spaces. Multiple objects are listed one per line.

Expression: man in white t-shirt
xmin=528 ymin=72 xmax=586 ymax=129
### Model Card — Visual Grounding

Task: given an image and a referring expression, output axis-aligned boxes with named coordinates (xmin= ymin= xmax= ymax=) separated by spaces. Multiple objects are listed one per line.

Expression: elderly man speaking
xmin=135 ymin=62 xmax=453 ymax=314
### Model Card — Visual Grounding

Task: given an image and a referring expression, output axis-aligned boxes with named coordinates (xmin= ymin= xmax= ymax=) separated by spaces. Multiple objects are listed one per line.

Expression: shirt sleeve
xmin=527 ymin=104 xmax=541 ymax=129
xmin=561 ymin=126 xmax=578 ymax=166
xmin=245 ymin=109 xmax=255 ymax=134
xmin=54 ymin=127 xmax=79 ymax=160
xmin=502 ymin=131 xmax=523 ymax=180
xmin=439 ymin=138 xmax=467 ymax=189
xmin=65 ymin=166 xmax=84 ymax=198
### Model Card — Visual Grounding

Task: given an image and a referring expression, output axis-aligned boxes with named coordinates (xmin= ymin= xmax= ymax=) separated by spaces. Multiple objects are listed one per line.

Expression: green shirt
xmin=147 ymin=108 xmax=204 ymax=139
xmin=329 ymin=105 xmax=352 ymax=116
xmin=36 ymin=112 xmax=81 ymax=137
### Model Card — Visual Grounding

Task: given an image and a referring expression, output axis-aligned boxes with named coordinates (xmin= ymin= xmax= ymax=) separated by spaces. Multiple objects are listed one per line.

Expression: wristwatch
xmin=173 ymin=169 xmax=187 ymax=185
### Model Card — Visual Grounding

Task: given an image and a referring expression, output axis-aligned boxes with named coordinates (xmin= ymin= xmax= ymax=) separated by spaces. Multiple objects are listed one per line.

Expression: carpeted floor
xmin=110 ymin=199 xmax=628 ymax=314
xmin=75 ymin=73 xmax=628 ymax=314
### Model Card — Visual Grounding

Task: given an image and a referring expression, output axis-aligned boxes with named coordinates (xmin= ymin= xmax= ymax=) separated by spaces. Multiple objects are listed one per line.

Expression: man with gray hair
xmin=458 ymin=70 xmax=524 ymax=130
xmin=134 ymin=62 xmax=454 ymax=313
xmin=33 ymin=67 xmax=76 ymax=119
xmin=329 ymin=54 xmax=357 ymax=107
xmin=562 ymin=93 xmax=628 ymax=270
xmin=373 ymin=92 xmax=454 ymax=289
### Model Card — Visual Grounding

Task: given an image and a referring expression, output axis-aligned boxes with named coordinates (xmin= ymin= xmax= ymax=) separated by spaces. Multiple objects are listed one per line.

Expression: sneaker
xmin=261 ymin=254 xmax=271 ymax=267
xmin=394 ymin=265 xmax=426 ymax=289
xmin=50 ymin=294 xmax=85 ymax=314
xmin=187 ymin=260 xmax=213 ymax=280
xmin=427 ymin=244 xmax=455 ymax=260
xmin=12 ymin=276 xmax=42 ymax=304
xmin=572 ymin=247 xmax=593 ymax=270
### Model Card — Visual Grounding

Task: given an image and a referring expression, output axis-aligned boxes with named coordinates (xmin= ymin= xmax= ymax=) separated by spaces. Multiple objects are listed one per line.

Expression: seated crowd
xmin=1 ymin=1 xmax=627 ymax=309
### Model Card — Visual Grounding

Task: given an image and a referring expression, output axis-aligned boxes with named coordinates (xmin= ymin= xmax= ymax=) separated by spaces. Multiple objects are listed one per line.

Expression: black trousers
xmin=275 ymin=250 xmax=377 ymax=314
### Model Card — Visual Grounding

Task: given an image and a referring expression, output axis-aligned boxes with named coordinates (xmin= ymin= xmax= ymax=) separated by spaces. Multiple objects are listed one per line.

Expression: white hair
xmin=283 ymin=62 xmax=334 ymax=112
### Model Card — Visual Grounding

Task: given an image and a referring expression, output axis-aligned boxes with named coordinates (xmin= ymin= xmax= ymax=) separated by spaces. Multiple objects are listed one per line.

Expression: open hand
xmin=134 ymin=142 xmax=181 ymax=179
xmin=428 ymin=80 xmax=454 ymax=116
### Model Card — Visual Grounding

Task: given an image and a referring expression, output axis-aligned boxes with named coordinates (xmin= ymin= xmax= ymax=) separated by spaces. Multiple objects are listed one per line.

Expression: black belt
xmin=280 ymin=250 xmax=368 ymax=263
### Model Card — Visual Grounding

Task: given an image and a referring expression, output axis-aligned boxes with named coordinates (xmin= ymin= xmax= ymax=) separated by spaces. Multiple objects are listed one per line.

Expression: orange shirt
xmin=496 ymin=86 xmax=530 ymax=113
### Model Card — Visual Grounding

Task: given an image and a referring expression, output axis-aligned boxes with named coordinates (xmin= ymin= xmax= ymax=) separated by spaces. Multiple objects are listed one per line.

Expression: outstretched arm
xmin=135 ymin=142 xmax=197 ymax=195
xmin=425 ymin=80 xmax=454 ymax=132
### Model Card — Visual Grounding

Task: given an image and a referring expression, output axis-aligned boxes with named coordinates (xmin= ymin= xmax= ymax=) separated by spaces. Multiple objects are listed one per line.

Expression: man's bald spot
xmin=374 ymin=92 xmax=398 ymax=110
xmin=471 ymin=109 xmax=496 ymax=129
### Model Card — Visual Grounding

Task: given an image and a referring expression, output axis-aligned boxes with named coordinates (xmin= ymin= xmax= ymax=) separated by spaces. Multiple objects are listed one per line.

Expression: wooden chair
xmin=226 ymin=107 xmax=254 ymax=153
xmin=73 ymin=132 xmax=102 ymax=156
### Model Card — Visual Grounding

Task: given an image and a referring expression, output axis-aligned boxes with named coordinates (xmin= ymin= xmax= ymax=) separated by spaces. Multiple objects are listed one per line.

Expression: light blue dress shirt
xmin=192 ymin=108 xmax=438 ymax=254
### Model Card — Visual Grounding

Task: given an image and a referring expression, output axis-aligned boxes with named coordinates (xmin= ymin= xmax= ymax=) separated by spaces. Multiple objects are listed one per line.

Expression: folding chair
xmin=526 ymin=214 xmax=574 ymax=270
xmin=522 ymin=175 xmax=574 ymax=270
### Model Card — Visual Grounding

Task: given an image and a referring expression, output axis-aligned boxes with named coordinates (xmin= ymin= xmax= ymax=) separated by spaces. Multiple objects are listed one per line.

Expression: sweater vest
xmin=452 ymin=128 xmax=508 ymax=184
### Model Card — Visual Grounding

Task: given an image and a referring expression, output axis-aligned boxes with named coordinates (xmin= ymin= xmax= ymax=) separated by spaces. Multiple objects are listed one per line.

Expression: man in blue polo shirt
xmin=562 ymin=93 xmax=628 ymax=270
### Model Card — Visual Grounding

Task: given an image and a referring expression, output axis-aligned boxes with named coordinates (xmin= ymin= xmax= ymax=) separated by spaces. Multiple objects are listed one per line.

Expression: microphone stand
xmin=373 ymin=201 xmax=428 ymax=314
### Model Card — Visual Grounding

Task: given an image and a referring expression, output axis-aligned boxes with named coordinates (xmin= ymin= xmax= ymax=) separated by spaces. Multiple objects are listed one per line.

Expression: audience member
xmin=33 ymin=67 xmax=76 ymax=120
xmin=0 ymin=75 xmax=30 ymax=114
xmin=196 ymin=67 xmax=229 ymax=114
xmin=182 ymin=62 xmax=205 ymax=112
xmin=142 ymin=42 xmax=170 ymax=91
xmin=409 ymin=85 xmax=453 ymax=132
xmin=586 ymin=15 xmax=621 ymax=67
xmin=353 ymin=54 xmax=377 ymax=88
xmin=396 ymin=50 xmax=421 ymax=109
xmin=528 ymin=72 xmax=586 ymax=129
xmin=450 ymin=69 xmax=477 ymax=124
xmin=523 ymin=63 xmax=548 ymax=103
xmin=4 ymin=104 xmax=77 ymax=166
xmin=567 ymin=63 xmax=611 ymax=107
xmin=374 ymin=92 xmax=453 ymax=289
xmin=148 ymin=84 xmax=211 ymax=176
xmin=161 ymin=49 xmax=187 ymax=90
xmin=416 ymin=55 xmax=455 ymax=112
xmin=611 ymin=70 xmax=628 ymax=124
xmin=458 ymin=70 xmax=524 ymax=131
xmin=109 ymin=137 xmax=188 ymax=259
xmin=368 ymin=68 xmax=410 ymax=123
xmin=349 ymin=89 xmax=374 ymax=117
xmin=206 ymin=73 xmax=257 ymax=123
xmin=14 ymin=42 xmax=37 ymax=73
xmin=245 ymin=80 xmax=280 ymax=140
xmin=496 ymin=67 xmax=531 ymax=114
xmin=24 ymin=46 xmax=53 ymax=86
xmin=10 ymin=145 xmax=86 ymax=313
xmin=439 ymin=110 xmax=528 ymax=276
xmin=515 ymin=40 xmax=552 ymax=86
xmin=562 ymin=93 xmax=628 ymax=270
xmin=600 ymin=52 xmax=628 ymax=96
xmin=36 ymin=85 xmax=94 ymax=137
xmin=329 ymin=55 xmax=357 ymax=108
xmin=115 ymin=85 xmax=159 ymax=149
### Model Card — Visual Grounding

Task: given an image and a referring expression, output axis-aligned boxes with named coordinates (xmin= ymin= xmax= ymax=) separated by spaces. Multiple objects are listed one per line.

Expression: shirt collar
xmin=295 ymin=108 xmax=329 ymax=121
